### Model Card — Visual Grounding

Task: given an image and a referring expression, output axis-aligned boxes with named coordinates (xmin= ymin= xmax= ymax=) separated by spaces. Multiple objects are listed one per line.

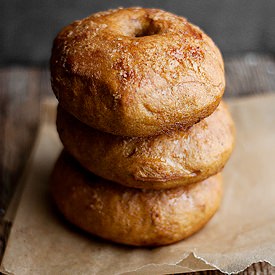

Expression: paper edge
xmin=118 ymin=252 xmax=216 ymax=275
xmin=194 ymin=252 xmax=274 ymax=275
xmin=0 ymin=265 xmax=14 ymax=275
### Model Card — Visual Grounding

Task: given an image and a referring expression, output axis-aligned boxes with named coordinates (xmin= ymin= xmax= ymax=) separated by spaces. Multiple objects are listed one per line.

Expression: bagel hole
xmin=135 ymin=20 xmax=160 ymax=37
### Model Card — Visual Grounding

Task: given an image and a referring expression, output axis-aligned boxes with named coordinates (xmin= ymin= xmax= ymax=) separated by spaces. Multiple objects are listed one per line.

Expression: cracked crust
xmin=57 ymin=101 xmax=234 ymax=189
xmin=51 ymin=151 xmax=223 ymax=246
xmin=51 ymin=7 xmax=225 ymax=136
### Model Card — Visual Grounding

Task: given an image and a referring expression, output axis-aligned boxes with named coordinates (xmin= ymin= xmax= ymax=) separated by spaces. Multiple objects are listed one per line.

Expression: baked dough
xmin=51 ymin=7 xmax=225 ymax=137
xmin=57 ymin=101 xmax=234 ymax=189
xmin=51 ymin=151 xmax=223 ymax=246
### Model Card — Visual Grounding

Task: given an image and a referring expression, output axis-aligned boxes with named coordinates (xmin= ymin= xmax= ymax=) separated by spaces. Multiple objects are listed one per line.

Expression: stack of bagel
xmin=50 ymin=7 xmax=235 ymax=246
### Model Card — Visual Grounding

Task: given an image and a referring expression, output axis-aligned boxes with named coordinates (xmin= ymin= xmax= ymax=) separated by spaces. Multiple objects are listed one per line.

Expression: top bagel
xmin=51 ymin=7 xmax=225 ymax=136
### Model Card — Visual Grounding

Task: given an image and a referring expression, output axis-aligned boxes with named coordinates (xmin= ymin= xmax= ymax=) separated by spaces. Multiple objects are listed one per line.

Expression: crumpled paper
xmin=1 ymin=95 xmax=275 ymax=275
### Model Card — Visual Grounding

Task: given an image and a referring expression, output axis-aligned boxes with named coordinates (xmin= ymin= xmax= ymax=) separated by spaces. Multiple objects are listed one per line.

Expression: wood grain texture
xmin=225 ymin=53 xmax=275 ymax=97
xmin=0 ymin=68 xmax=50 ymax=214
xmin=0 ymin=53 xmax=275 ymax=273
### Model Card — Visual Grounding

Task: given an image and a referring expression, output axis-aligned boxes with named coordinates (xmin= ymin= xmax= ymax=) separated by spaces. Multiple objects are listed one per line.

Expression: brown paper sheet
xmin=1 ymin=95 xmax=275 ymax=275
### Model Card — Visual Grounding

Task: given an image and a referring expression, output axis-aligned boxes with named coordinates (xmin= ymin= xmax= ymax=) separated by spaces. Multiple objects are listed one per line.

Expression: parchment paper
xmin=1 ymin=95 xmax=275 ymax=275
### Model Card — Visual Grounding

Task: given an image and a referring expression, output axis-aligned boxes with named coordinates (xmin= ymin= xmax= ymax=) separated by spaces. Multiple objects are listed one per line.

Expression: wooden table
xmin=1 ymin=54 xmax=275 ymax=274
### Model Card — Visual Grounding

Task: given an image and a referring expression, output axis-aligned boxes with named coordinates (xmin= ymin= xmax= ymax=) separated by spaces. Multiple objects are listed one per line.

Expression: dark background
xmin=1 ymin=0 xmax=275 ymax=66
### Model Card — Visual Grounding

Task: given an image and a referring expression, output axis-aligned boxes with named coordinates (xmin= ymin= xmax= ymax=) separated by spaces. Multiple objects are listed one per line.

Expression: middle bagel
xmin=57 ymin=101 xmax=235 ymax=190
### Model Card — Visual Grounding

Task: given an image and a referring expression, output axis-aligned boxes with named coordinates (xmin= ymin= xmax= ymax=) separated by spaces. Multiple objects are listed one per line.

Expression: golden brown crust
xmin=51 ymin=151 xmax=223 ymax=246
xmin=51 ymin=7 xmax=225 ymax=137
xmin=57 ymin=101 xmax=234 ymax=189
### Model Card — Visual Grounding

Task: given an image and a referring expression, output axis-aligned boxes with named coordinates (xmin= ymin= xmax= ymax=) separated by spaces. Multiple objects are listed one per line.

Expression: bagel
xmin=56 ymin=101 xmax=234 ymax=189
xmin=51 ymin=151 xmax=223 ymax=246
xmin=51 ymin=7 xmax=225 ymax=137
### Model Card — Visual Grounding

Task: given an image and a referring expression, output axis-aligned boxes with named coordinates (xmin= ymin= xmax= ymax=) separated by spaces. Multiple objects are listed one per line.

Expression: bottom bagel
xmin=51 ymin=151 xmax=223 ymax=246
